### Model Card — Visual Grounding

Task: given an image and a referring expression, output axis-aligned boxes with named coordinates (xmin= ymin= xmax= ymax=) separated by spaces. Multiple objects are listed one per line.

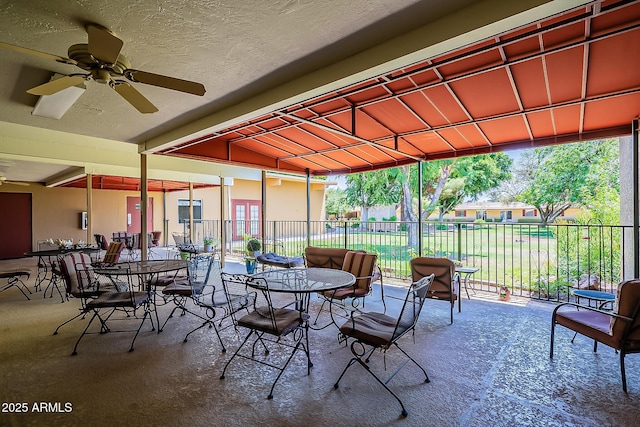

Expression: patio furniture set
xmin=1 ymin=244 xmax=639 ymax=417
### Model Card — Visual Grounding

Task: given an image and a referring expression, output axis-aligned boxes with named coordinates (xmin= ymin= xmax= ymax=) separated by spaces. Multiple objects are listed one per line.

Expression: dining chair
xmin=410 ymin=257 xmax=460 ymax=324
xmin=551 ymin=279 xmax=640 ymax=392
xmin=313 ymin=251 xmax=378 ymax=327
xmin=70 ymin=262 xmax=153 ymax=355
xmin=332 ymin=274 xmax=435 ymax=417
xmin=97 ymin=241 xmax=124 ymax=266
xmin=161 ymin=255 xmax=254 ymax=351
xmin=220 ymin=273 xmax=310 ymax=399
xmin=54 ymin=253 xmax=110 ymax=335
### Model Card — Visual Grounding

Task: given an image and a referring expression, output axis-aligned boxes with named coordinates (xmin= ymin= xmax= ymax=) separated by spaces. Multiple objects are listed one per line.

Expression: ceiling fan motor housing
xmin=68 ymin=43 xmax=131 ymax=77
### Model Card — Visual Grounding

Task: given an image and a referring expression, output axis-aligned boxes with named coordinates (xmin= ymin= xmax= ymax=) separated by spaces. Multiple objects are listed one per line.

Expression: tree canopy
xmin=513 ymin=139 xmax=619 ymax=224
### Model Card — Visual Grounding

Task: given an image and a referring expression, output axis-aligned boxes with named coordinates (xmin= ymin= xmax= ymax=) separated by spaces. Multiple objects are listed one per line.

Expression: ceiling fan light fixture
xmin=32 ymin=74 xmax=86 ymax=119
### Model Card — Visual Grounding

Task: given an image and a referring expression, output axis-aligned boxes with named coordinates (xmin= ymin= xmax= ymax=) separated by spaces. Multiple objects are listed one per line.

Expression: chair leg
xmin=393 ymin=343 xmax=430 ymax=383
xmin=53 ymin=311 xmax=83 ymax=335
xmin=620 ymin=350 xmax=628 ymax=393
xmin=333 ymin=345 xmax=409 ymax=417
xmin=313 ymin=297 xmax=328 ymax=325
xmin=220 ymin=330 xmax=255 ymax=380
xmin=450 ymin=302 xmax=454 ymax=324
xmin=549 ymin=321 xmax=555 ymax=359
xmin=128 ymin=306 xmax=151 ymax=352
xmin=72 ymin=310 xmax=100 ymax=355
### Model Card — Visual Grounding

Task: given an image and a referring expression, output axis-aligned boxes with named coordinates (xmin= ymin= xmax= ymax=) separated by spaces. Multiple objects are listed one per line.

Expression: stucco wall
xmin=0 ymin=184 xmax=164 ymax=249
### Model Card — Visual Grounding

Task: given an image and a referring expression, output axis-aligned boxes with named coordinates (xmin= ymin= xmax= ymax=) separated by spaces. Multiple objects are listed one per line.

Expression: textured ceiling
xmin=2 ymin=0 xmax=622 ymax=184
xmin=0 ymin=0 xmax=474 ymax=144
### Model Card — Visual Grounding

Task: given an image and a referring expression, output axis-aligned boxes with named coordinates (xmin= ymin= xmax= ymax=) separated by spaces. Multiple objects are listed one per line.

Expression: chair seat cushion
xmin=238 ymin=306 xmax=303 ymax=336
xmin=162 ymin=282 xmax=205 ymax=296
xmin=556 ymin=309 xmax=620 ymax=349
xmin=257 ymin=252 xmax=304 ymax=268
xmin=87 ymin=291 xmax=149 ymax=308
xmin=150 ymin=275 xmax=188 ymax=287
xmin=320 ymin=287 xmax=367 ymax=300
xmin=339 ymin=312 xmax=400 ymax=347
xmin=427 ymin=289 xmax=457 ymax=301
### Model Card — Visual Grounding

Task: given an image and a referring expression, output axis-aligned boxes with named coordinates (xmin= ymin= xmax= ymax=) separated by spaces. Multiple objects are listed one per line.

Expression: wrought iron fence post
xmin=344 ymin=221 xmax=348 ymax=249
xmin=457 ymin=223 xmax=462 ymax=262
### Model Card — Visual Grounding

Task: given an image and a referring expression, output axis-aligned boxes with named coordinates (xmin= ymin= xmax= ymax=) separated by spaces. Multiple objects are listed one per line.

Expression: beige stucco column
xmin=620 ymin=128 xmax=639 ymax=280
xmin=141 ymin=154 xmax=148 ymax=261
xmin=86 ymin=173 xmax=92 ymax=244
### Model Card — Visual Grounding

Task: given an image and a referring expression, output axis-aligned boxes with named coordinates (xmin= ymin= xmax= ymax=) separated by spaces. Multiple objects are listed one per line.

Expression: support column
xmin=261 ymin=170 xmax=267 ymax=247
xmin=141 ymin=154 xmax=148 ymax=261
xmin=418 ymin=161 xmax=423 ymax=256
xmin=306 ymin=169 xmax=311 ymax=248
xmin=86 ymin=173 xmax=92 ymax=244
xmin=189 ymin=182 xmax=194 ymax=244
xmin=220 ymin=177 xmax=226 ymax=267
xmin=620 ymin=120 xmax=640 ymax=280
xmin=635 ymin=119 xmax=639 ymax=278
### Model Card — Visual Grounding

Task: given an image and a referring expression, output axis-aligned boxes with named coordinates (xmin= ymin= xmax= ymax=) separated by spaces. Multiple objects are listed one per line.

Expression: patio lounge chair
xmin=550 ymin=279 xmax=640 ymax=392
xmin=410 ymin=257 xmax=460 ymax=324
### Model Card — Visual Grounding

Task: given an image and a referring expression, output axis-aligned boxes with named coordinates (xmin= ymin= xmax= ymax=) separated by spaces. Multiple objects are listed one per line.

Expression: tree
xmin=516 ymin=139 xmax=619 ymax=224
xmin=344 ymin=171 xmax=400 ymax=223
xmin=325 ymin=188 xmax=350 ymax=219
xmin=341 ymin=152 xmax=512 ymax=247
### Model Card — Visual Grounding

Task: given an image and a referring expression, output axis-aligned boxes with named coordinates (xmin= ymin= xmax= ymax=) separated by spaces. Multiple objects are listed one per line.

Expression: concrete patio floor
xmin=0 ymin=256 xmax=638 ymax=427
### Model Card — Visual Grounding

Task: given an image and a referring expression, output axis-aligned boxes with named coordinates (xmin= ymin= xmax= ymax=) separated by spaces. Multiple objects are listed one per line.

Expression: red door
xmin=126 ymin=197 xmax=154 ymax=234
xmin=0 ymin=193 xmax=32 ymax=259
xmin=231 ymin=199 xmax=261 ymax=240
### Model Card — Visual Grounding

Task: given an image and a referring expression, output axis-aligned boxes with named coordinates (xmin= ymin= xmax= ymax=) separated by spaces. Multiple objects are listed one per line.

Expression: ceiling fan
xmin=0 ymin=24 xmax=206 ymax=113
xmin=0 ymin=173 xmax=30 ymax=187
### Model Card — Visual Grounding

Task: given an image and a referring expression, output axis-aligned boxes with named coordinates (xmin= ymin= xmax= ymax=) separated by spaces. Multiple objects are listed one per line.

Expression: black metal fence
xmin=185 ymin=219 xmax=632 ymax=301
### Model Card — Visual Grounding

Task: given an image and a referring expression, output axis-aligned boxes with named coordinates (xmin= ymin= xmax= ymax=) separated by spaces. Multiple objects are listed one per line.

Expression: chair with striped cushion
xmin=313 ymin=251 xmax=378 ymax=327
xmin=53 ymin=253 xmax=105 ymax=335
xmin=102 ymin=241 xmax=124 ymax=265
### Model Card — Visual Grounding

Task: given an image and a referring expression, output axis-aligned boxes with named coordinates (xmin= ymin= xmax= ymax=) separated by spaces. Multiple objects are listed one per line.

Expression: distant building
xmin=442 ymin=202 xmax=582 ymax=222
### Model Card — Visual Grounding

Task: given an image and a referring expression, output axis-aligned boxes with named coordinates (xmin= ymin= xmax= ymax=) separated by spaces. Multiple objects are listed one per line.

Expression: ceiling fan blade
xmin=124 ymin=69 xmax=206 ymax=96
xmin=113 ymin=82 xmax=158 ymax=114
xmin=6 ymin=181 xmax=30 ymax=186
xmin=27 ymin=75 xmax=86 ymax=96
xmin=0 ymin=41 xmax=76 ymax=65
xmin=87 ymin=24 xmax=124 ymax=65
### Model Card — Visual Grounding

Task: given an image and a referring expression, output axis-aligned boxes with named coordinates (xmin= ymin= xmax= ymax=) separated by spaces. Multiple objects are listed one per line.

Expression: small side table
xmin=456 ymin=266 xmax=479 ymax=301
xmin=572 ymin=289 xmax=616 ymax=309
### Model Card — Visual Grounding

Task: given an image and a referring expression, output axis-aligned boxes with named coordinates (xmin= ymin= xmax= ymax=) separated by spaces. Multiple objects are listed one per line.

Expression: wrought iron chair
xmin=160 ymin=256 xmax=254 ymax=351
xmin=333 ymin=274 xmax=435 ymax=417
xmin=551 ymin=279 xmax=640 ymax=392
xmin=220 ymin=273 xmax=311 ymax=399
xmin=0 ymin=269 xmax=32 ymax=299
xmin=410 ymin=257 xmax=460 ymax=324
xmin=94 ymin=233 xmax=108 ymax=251
xmin=54 ymin=253 xmax=104 ymax=335
xmin=313 ymin=251 xmax=379 ymax=327
xmin=93 ymin=241 xmax=124 ymax=266
xmin=70 ymin=262 xmax=153 ymax=355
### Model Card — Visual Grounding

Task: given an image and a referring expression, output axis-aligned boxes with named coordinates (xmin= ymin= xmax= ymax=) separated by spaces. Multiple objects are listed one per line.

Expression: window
xmin=455 ymin=210 xmax=466 ymax=217
xmin=500 ymin=210 xmax=512 ymax=221
xmin=475 ymin=210 xmax=487 ymax=220
xmin=178 ymin=199 xmax=202 ymax=224
xmin=523 ymin=209 xmax=537 ymax=217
